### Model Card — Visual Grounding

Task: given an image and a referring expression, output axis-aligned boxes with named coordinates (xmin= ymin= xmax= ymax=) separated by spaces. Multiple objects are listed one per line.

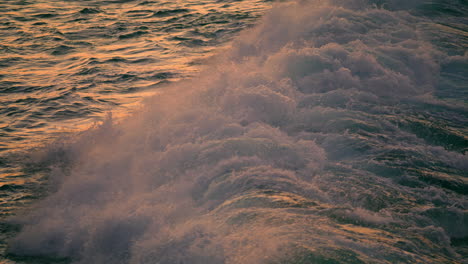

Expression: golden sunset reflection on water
xmin=0 ymin=0 xmax=271 ymax=155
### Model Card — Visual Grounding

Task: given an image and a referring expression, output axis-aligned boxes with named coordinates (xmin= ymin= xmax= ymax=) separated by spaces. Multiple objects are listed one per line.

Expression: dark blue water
xmin=1 ymin=0 xmax=467 ymax=263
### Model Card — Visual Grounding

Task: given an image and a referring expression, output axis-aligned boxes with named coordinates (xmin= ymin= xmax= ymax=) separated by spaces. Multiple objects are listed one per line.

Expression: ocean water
xmin=1 ymin=0 xmax=467 ymax=263
xmin=0 ymin=0 xmax=271 ymax=260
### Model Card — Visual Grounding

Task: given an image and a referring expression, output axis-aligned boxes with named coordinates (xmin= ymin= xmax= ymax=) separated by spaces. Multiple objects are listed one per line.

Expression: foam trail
xmin=8 ymin=0 xmax=468 ymax=263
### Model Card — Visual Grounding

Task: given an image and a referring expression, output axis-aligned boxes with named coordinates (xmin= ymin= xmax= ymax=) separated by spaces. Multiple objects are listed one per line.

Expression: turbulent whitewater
xmin=2 ymin=0 xmax=468 ymax=263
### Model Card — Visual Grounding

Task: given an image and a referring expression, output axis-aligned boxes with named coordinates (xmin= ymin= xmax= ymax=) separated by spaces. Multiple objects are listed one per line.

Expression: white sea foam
xmin=8 ymin=0 xmax=467 ymax=263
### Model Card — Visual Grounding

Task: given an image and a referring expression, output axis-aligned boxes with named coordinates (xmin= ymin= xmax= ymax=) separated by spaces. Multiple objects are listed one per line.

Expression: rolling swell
xmin=6 ymin=0 xmax=468 ymax=264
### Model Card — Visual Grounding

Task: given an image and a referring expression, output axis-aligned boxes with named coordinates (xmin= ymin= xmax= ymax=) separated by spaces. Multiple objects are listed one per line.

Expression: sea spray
xmin=7 ymin=0 xmax=468 ymax=263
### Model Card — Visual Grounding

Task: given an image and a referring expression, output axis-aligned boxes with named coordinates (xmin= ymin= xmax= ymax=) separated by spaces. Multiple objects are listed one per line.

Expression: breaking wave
xmin=7 ymin=0 xmax=468 ymax=263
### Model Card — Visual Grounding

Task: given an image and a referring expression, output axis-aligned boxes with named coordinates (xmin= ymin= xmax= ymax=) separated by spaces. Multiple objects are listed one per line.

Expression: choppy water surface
xmin=0 ymin=0 xmax=270 ymax=150
xmin=1 ymin=0 xmax=468 ymax=263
